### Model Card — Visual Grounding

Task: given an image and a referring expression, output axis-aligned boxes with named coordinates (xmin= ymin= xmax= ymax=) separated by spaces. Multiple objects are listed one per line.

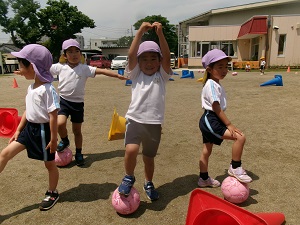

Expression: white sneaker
xmin=228 ymin=165 xmax=252 ymax=183
xmin=198 ymin=177 xmax=220 ymax=188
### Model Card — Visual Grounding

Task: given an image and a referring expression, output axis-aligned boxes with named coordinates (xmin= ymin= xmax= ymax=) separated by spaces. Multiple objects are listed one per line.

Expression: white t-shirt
xmin=125 ymin=64 xmax=171 ymax=124
xmin=26 ymin=83 xmax=60 ymax=123
xmin=201 ymin=79 xmax=227 ymax=111
xmin=50 ymin=63 xmax=97 ymax=102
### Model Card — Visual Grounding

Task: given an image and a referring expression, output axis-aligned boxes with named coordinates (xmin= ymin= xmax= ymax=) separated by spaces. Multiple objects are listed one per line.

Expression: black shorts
xmin=125 ymin=118 xmax=162 ymax=157
xmin=16 ymin=122 xmax=55 ymax=161
xmin=58 ymin=97 xmax=84 ymax=123
xmin=199 ymin=110 xmax=227 ymax=145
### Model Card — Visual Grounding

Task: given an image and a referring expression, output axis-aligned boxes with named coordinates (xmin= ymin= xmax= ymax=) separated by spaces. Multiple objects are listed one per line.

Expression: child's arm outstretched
xmin=46 ymin=109 xmax=58 ymax=153
xmin=212 ymin=102 xmax=243 ymax=139
xmin=94 ymin=68 xmax=128 ymax=80
xmin=152 ymin=22 xmax=171 ymax=74
xmin=127 ymin=22 xmax=153 ymax=71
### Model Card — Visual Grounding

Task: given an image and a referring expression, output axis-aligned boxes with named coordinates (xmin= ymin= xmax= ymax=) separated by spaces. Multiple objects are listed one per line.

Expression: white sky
xmin=0 ymin=0 xmax=266 ymax=45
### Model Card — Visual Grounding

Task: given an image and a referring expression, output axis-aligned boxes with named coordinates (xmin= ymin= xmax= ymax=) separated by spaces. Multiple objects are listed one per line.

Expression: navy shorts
xmin=125 ymin=119 xmax=162 ymax=157
xmin=16 ymin=122 xmax=55 ymax=161
xmin=199 ymin=110 xmax=227 ymax=145
xmin=58 ymin=97 xmax=84 ymax=123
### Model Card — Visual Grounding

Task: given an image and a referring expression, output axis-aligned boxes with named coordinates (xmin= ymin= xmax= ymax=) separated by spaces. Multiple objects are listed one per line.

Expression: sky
xmin=0 ymin=0 xmax=267 ymax=46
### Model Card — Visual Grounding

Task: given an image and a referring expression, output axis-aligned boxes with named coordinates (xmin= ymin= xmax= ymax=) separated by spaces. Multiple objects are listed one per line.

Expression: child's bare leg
xmin=199 ymin=142 xmax=213 ymax=173
xmin=124 ymin=144 xmax=139 ymax=176
xmin=44 ymin=161 xmax=59 ymax=191
xmin=72 ymin=123 xmax=82 ymax=149
xmin=0 ymin=142 xmax=24 ymax=173
xmin=222 ymin=130 xmax=246 ymax=161
xmin=57 ymin=115 xmax=68 ymax=139
xmin=143 ymin=155 xmax=154 ymax=181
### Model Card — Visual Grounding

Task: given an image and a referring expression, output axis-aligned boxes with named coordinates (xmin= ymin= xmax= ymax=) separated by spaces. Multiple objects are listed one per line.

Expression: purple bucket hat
xmin=202 ymin=49 xmax=232 ymax=68
xmin=11 ymin=44 xmax=53 ymax=83
xmin=137 ymin=41 xmax=162 ymax=57
xmin=62 ymin=39 xmax=80 ymax=50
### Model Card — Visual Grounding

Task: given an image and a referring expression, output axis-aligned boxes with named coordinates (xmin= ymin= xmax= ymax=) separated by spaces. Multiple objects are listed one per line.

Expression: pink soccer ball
xmin=55 ymin=148 xmax=73 ymax=167
xmin=112 ymin=187 xmax=140 ymax=215
xmin=221 ymin=176 xmax=249 ymax=204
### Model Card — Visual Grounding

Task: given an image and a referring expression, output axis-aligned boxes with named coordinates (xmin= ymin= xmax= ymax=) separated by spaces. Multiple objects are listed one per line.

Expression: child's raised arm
xmin=153 ymin=22 xmax=171 ymax=74
xmin=95 ymin=68 xmax=128 ymax=80
xmin=127 ymin=22 xmax=153 ymax=71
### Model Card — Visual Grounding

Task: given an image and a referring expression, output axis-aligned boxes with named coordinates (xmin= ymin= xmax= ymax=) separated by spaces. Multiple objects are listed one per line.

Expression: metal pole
xmin=0 ymin=52 xmax=4 ymax=75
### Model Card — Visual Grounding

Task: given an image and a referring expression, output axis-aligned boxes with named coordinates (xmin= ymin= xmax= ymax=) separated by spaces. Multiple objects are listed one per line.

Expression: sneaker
xmin=39 ymin=190 xmax=59 ymax=211
xmin=143 ymin=181 xmax=159 ymax=201
xmin=228 ymin=165 xmax=252 ymax=183
xmin=57 ymin=140 xmax=69 ymax=152
xmin=75 ymin=153 xmax=85 ymax=166
xmin=198 ymin=177 xmax=220 ymax=188
xmin=118 ymin=175 xmax=135 ymax=196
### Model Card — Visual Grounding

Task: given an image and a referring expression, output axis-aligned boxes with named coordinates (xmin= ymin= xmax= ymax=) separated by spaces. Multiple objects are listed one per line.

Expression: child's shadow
xmin=0 ymin=182 xmax=118 ymax=223
xmin=58 ymin=149 xmax=125 ymax=169
xmin=124 ymin=174 xmax=198 ymax=218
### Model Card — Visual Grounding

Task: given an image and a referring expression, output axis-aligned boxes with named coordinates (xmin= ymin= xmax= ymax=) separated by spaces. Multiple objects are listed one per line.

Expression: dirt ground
xmin=0 ymin=69 xmax=299 ymax=225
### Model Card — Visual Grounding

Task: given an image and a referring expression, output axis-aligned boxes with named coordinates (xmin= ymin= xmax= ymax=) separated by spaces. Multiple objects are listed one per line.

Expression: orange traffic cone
xmin=287 ymin=66 xmax=290 ymax=72
xmin=12 ymin=78 xmax=19 ymax=88
xmin=185 ymin=189 xmax=285 ymax=225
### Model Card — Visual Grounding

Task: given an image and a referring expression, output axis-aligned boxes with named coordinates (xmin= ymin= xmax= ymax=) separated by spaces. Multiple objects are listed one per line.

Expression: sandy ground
xmin=0 ymin=69 xmax=299 ymax=225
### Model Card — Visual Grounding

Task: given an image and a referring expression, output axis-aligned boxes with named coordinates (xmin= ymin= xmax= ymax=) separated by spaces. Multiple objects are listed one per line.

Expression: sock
xmin=61 ymin=136 xmax=69 ymax=143
xmin=199 ymin=172 xmax=209 ymax=180
xmin=231 ymin=160 xmax=241 ymax=169
xmin=76 ymin=148 xmax=82 ymax=154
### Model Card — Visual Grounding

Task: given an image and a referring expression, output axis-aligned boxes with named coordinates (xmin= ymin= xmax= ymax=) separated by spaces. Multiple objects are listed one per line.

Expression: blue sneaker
xmin=118 ymin=175 xmax=135 ymax=196
xmin=143 ymin=181 xmax=159 ymax=201
xmin=57 ymin=140 xmax=69 ymax=152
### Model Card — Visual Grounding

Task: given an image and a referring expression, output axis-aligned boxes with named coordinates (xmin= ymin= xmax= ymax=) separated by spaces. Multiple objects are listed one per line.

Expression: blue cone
xmin=181 ymin=71 xmax=195 ymax=79
xmin=118 ymin=69 xmax=124 ymax=75
xmin=260 ymin=75 xmax=283 ymax=86
xmin=125 ymin=79 xmax=132 ymax=86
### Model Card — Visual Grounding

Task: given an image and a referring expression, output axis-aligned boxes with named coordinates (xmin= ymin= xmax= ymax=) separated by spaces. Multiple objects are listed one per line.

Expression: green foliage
xmin=116 ymin=36 xmax=133 ymax=47
xmin=133 ymin=15 xmax=178 ymax=54
xmin=0 ymin=0 xmax=42 ymax=47
xmin=38 ymin=0 xmax=95 ymax=61
xmin=0 ymin=0 xmax=95 ymax=61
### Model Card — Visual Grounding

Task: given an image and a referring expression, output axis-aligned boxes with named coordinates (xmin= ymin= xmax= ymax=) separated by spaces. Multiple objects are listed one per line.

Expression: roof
xmin=237 ymin=16 xmax=268 ymax=39
xmin=0 ymin=44 xmax=20 ymax=53
xmin=179 ymin=0 xmax=299 ymax=24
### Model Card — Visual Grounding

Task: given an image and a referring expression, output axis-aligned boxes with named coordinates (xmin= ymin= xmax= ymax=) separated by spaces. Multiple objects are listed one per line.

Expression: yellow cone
xmin=108 ymin=108 xmax=126 ymax=141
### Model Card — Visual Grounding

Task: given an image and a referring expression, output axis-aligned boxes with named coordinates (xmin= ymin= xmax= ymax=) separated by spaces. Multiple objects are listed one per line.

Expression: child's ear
xmin=206 ymin=67 xmax=212 ymax=74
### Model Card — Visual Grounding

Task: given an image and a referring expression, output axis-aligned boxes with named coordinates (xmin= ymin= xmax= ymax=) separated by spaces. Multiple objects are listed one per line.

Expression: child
xmin=245 ymin=62 xmax=251 ymax=72
xmin=117 ymin=22 xmax=171 ymax=201
xmin=198 ymin=49 xmax=252 ymax=188
xmin=50 ymin=39 xmax=127 ymax=166
xmin=260 ymin=57 xmax=266 ymax=75
xmin=0 ymin=44 xmax=60 ymax=211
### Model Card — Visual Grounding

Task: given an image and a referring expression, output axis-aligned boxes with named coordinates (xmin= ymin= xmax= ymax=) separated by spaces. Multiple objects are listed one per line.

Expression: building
xmin=178 ymin=0 xmax=300 ymax=69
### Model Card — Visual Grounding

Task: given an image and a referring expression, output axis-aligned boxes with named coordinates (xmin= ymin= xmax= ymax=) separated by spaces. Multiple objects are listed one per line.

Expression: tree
xmin=38 ymin=0 xmax=95 ymax=61
xmin=133 ymin=15 xmax=178 ymax=55
xmin=0 ymin=0 xmax=42 ymax=48
xmin=116 ymin=36 xmax=133 ymax=47
xmin=0 ymin=0 xmax=95 ymax=61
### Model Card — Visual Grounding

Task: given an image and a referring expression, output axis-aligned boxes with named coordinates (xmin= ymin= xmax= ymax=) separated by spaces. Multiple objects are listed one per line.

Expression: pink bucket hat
xmin=11 ymin=44 xmax=53 ymax=83
xmin=202 ymin=49 xmax=232 ymax=68
xmin=137 ymin=41 xmax=162 ymax=57
xmin=62 ymin=39 xmax=80 ymax=50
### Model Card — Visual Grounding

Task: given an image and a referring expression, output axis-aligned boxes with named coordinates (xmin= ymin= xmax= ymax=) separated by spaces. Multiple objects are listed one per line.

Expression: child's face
xmin=65 ymin=46 xmax=82 ymax=65
xmin=138 ymin=52 xmax=161 ymax=76
xmin=18 ymin=61 xmax=35 ymax=80
xmin=207 ymin=58 xmax=229 ymax=82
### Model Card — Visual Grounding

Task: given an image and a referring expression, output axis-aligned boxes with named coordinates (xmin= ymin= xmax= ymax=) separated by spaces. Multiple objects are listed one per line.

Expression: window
xmin=190 ymin=41 xmax=236 ymax=57
xmin=278 ymin=34 xmax=286 ymax=56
